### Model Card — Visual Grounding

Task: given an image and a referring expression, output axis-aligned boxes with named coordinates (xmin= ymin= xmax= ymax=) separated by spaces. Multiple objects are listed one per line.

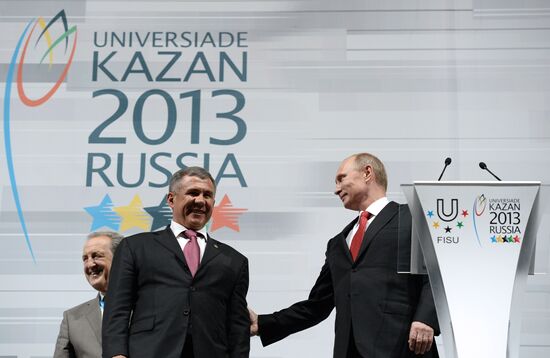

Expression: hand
xmin=408 ymin=321 xmax=434 ymax=355
xmin=248 ymin=306 xmax=259 ymax=336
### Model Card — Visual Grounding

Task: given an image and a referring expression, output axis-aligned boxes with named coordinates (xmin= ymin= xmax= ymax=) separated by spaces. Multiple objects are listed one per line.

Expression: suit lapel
xmin=84 ymin=296 xmax=102 ymax=344
xmin=338 ymin=217 xmax=359 ymax=263
xmin=154 ymin=227 xmax=223 ymax=276
xmin=154 ymin=226 xmax=187 ymax=266
xmin=198 ymin=235 xmax=222 ymax=270
xmin=356 ymin=201 xmax=399 ymax=261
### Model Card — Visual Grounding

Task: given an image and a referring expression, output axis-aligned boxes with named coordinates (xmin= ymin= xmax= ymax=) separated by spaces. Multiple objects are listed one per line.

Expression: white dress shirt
xmin=346 ymin=197 xmax=390 ymax=248
xmin=170 ymin=220 xmax=208 ymax=262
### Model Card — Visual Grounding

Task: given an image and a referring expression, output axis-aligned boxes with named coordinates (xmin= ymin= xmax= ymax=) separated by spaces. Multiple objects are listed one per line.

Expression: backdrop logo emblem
xmin=84 ymin=193 xmax=247 ymax=233
xmin=3 ymin=10 xmax=77 ymax=261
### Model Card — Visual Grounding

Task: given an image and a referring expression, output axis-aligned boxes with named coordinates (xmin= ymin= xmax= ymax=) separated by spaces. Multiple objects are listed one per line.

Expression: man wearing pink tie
xmin=102 ymin=167 xmax=249 ymax=358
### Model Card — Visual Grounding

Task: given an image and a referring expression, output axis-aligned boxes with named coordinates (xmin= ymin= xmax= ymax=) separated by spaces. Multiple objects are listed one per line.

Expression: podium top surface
xmin=402 ymin=181 xmax=542 ymax=187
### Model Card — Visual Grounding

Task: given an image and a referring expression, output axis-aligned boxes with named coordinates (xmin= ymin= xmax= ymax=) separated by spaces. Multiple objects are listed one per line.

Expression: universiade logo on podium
xmin=426 ymin=194 xmax=524 ymax=247
xmin=3 ymin=10 xmax=77 ymax=261
xmin=473 ymin=194 xmax=523 ymax=245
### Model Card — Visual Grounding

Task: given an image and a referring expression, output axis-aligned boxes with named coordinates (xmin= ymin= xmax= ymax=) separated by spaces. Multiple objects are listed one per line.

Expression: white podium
xmin=401 ymin=181 xmax=542 ymax=358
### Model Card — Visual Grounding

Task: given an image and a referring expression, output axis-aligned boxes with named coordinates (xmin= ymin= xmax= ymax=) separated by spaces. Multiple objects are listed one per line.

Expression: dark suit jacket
xmin=102 ymin=227 xmax=249 ymax=358
xmin=54 ymin=295 xmax=102 ymax=358
xmin=258 ymin=202 xmax=439 ymax=358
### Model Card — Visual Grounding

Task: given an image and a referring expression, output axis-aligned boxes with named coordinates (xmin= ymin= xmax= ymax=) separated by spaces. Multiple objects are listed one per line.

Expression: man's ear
xmin=364 ymin=165 xmax=374 ymax=183
xmin=166 ymin=192 xmax=174 ymax=208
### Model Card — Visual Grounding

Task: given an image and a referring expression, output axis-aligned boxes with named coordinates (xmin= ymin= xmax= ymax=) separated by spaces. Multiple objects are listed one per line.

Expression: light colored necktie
xmin=183 ymin=230 xmax=200 ymax=276
xmin=350 ymin=211 xmax=371 ymax=261
xmin=99 ymin=295 xmax=104 ymax=317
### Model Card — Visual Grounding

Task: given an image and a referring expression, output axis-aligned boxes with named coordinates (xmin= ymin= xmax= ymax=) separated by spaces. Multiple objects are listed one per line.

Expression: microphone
xmin=479 ymin=162 xmax=502 ymax=181
xmin=437 ymin=157 xmax=452 ymax=181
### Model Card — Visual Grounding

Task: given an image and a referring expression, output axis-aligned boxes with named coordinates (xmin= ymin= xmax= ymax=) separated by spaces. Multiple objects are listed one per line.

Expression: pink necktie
xmin=183 ymin=230 xmax=200 ymax=277
xmin=350 ymin=211 xmax=371 ymax=261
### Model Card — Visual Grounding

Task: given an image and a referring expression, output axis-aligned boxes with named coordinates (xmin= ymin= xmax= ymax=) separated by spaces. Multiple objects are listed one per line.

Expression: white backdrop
xmin=1 ymin=0 xmax=550 ymax=357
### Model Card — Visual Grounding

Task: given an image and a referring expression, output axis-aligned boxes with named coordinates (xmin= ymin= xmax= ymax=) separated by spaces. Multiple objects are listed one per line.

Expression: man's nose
xmin=334 ymin=185 xmax=341 ymax=196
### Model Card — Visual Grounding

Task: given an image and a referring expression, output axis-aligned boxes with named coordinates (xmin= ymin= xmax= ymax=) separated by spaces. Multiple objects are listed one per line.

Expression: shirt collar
xmin=170 ymin=220 xmax=208 ymax=240
xmin=360 ymin=197 xmax=389 ymax=218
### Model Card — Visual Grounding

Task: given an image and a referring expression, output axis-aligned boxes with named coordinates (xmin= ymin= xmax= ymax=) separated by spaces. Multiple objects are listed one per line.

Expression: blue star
xmin=427 ymin=210 xmax=434 ymax=218
xmin=84 ymin=194 xmax=121 ymax=231
xmin=145 ymin=198 xmax=172 ymax=231
xmin=490 ymin=235 xmax=497 ymax=243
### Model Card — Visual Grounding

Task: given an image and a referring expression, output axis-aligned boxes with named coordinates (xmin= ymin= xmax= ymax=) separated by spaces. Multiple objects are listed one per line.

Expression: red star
xmin=462 ymin=210 xmax=469 ymax=217
xmin=210 ymin=194 xmax=247 ymax=232
xmin=513 ymin=235 xmax=521 ymax=243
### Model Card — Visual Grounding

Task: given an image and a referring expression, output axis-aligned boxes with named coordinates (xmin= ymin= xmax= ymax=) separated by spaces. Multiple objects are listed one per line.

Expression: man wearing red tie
xmin=103 ymin=167 xmax=249 ymax=358
xmin=249 ymin=153 xmax=439 ymax=358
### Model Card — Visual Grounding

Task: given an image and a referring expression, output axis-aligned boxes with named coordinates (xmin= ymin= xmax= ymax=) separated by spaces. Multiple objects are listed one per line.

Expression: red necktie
xmin=183 ymin=230 xmax=200 ymax=276
xmin=350 ymin=211 xmax=371 ymax=261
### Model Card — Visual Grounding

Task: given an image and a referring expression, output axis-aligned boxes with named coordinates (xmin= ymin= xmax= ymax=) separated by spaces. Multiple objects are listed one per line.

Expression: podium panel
xmin=402 ymin=181 xmax=541 ymax=358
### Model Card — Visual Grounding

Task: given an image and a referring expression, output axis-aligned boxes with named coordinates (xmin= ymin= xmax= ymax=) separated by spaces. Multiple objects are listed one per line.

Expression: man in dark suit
xmin=54 ymin=231 xmax=124 ymax=358
xmin=249 ymin=153 xmax=439 ymax=358
xmin=102 ymin=166 xmax=249 ymax=358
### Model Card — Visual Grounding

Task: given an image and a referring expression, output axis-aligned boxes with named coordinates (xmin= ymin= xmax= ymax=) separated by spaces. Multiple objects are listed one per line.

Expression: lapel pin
xmin=214 ymin=243 xmax=219 ymax=249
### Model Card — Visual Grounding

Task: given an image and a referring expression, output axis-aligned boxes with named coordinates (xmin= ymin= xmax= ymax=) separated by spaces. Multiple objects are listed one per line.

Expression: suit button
xmin=352 ymin=269 xmax=357 ymax=272
xmin=190 ymin=286 xmax=196 ymax=292
xmin=183 ymin=309 xmax=190 ymax=316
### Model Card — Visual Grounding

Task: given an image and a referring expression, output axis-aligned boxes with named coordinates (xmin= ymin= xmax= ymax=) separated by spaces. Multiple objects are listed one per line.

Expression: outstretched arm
xmin=256 ymin=247 xmax=335 ymax=346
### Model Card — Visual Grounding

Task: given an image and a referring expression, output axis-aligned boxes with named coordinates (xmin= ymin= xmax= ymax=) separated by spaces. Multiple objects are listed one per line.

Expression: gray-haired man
xmin=54 ymin=231 xmax=124 ymax=358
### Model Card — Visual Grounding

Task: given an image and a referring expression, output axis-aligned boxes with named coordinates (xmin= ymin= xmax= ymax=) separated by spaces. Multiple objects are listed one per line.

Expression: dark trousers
xmin=182 ymin=335 xmax=194 ymax=357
